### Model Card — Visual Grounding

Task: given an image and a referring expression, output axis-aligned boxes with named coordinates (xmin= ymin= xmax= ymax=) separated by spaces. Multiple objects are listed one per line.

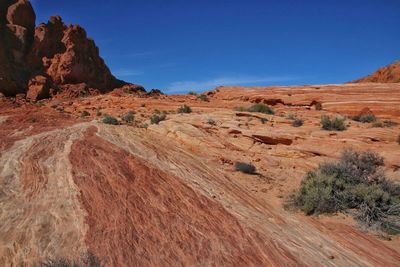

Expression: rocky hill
xmin=352 ymin=61 xmax=400 ymax=83
xmin=0 ymin=0 xmax=132 ymax=100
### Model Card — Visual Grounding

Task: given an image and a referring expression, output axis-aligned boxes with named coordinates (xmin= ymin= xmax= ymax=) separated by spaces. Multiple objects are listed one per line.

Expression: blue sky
xmin=31 ymin=0 xmax=400 ymax=93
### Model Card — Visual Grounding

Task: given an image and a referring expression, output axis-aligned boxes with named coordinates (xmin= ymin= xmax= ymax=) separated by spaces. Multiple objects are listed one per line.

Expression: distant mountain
xmin=352 ymin=60 xmax=400 ymax=83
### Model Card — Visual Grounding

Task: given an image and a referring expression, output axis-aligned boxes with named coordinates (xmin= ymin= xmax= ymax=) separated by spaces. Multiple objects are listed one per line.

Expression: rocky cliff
xmin=0 ymin=0 xmax=128 ymax=100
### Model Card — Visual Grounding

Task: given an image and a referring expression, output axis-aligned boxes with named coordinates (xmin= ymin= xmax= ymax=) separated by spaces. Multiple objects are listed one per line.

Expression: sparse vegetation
xmin=292 ymin=118 xmax=304 ymax=127
xmin=42 ymin=252 xmax=100 ymax=267
xmin=352 ymin=114 xmax=376 ymax=123
xmin=81 ymin=111 xmax=90 ymax=117
xmin=197 ymin=94 xmax=209 ymax=102
xmin=373 ymin=120 xmax=398 ymax=128
xmin=236 ymin=104 xmax=275 ymax=115
xmin=103 ymin=115 xmax=119 ymax=125
xmin=286 ymin=113 xmax=297 ymax=120
xmin=95 ymin=107 xmax=102 ymax=117
xmin=320 ymin=115 xmax=347 ymax=131
xmin=315 ymin=102 xmax=322 ymax=111
xmin=294 ymin=150 xmax=400 ymax=234
xmin=247 ymin=104 xmax=275 ymax=115
xmin=122 ymin=110 xmax=135 ymax=123
xmin=150 ymin=112 xmax=166 ymax=124
xmin=188 ymin=91 xmax=197 ymax=95
xmin=177 ymin=105 xmax=192 ymax=114
xmin=207 ymin=118 xmax=216 ymax=126
xmin=235 ymin=162 xmax=257 ymax=174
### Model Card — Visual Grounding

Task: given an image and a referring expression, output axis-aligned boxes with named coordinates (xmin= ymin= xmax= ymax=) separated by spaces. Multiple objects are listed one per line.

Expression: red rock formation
xmin=352 ymin=61 xmax=400 ymax=83
xmin=0 ymin=0 xmax=35 ymax=96
xmin=0 ymin=1 xmax=132 ymax=99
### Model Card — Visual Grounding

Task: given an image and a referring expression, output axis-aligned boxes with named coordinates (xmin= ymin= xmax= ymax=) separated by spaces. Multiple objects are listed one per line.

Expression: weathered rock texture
xmin=0 ymin=82 xmax=399 ymax=266
xmin=352 ymin=60 xmax=400 ymax=83
xmin=0 ymin=0 xmax=128 ymax=98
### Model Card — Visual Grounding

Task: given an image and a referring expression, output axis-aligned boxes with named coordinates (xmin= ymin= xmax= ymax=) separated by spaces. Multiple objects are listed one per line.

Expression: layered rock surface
xmin=0 ymin=83 xmax=399 ymax=266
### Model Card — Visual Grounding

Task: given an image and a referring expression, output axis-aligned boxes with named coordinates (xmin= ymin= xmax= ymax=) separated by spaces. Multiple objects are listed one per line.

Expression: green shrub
xmin=294 ymin=150 xmax=400 ymax=234
xmin=42 ymin=251 xmax=100 ymax=267
xmin=352 ymin=114 xmax=376 ymax=123
xmin=315 ymin=102 xmax=322 ymax=111
xmin=373 ymin=120 xmax=398 ymax=128
xmin=96 ymin=107 xmax=102 ymax=117
xmin=197 ymin=94 xmax=209 ymax=102
xmin=150 ymin=113 xmax=166 ymax=124
xmin=248 ymin=104 xmax=275 ymax=115
xmin=321 ymin=115 xmax=347 ymax=131
xmin=292 ymin=118 xmax=304 ymax=127
xmin=235 ymin=105 xmax=274 ymax=114
xmin=286 ymin=113 xmax=297 ymax=120
xmin=235 ymin=162 xmax=257 ymax=174
xmin=235 ymin=106 xmax=247 ymax=112
xmin=103 ymin=115 xmax=119 ymax=125
xmin=81 ymin=110 xmax=90 ymax=117
xmin=177 ymin=105 xmax=192 ymax=114
xmin=122 ymin=110 xmax=135 ymax=123
xmin=188 ymin=91 xmax=197 ymax=95
xmin=207 ymin=118 xmax=216 ymax=126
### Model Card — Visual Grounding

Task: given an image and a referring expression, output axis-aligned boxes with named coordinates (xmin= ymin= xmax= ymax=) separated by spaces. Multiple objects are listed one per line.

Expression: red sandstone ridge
xmin=352 ymin=60 xmax=400 ymax=83
xmin=0 ymin=0 xmax=134 ymax=100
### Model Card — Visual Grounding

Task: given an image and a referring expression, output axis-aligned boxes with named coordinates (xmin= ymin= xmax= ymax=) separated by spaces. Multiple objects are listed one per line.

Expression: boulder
xmin=26 ymin=75 xmax=52 ymax=101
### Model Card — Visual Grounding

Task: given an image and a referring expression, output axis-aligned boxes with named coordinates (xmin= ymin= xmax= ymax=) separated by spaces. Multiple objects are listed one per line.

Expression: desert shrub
xmin=42 ymin=252 xmax=100 ymax=267
xmin=81 ymin=111 xmax=90 ymax=117
xmin=197 ymin=94 xmax=209 ymax=102
xmin=286 ymin=113 xmax=297 ymax=120
xmin=103 ymin=115 xmax=119 ymax=125
xmin=150 ymin=113 xmax=166 ymax=124
xmin=207 ymin=118 xmax=216 ymax=126
xmin=122 ymin=110 xmax=135 ymax=123
xmin=177 ymin=105 xmax=192 ymax=114
xmin=295 ymin=150 xmax=400 ymax=234
xmin=95 ymin=108 xmax=102 ymax=117
xmin=320 ymin=115 xmax=346 ymax=131
xmin=373 ymin=120 xmax=398 ymax=128
xmin=188 ymin=91 xmax=197 ymax=95
xmin=352 ymin=114 xmax=376 ymax=123
xmin=292 ymin=118 xmax=304 ymax=127
xmin=235 ymin=106 xmax=247 ymax=112
xmin=235 ymin=162 xmax=257 ymax=174
xmin=247 ymin=104 xmax=275 ymax=115
xmin=315 ymin=102 xmax=322 ymax=111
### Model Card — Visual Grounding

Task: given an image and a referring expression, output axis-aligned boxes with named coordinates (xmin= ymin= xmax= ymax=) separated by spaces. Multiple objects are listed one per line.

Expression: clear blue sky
xmin=31 ymin=0 xmax=400 ymax=93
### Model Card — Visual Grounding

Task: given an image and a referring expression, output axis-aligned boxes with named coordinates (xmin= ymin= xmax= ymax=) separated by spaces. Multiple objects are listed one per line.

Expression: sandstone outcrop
xmin=352 ymin=60 xmax=400 ymax=83
xmin=0 ymin=1 xmax=131 ymax=99
xmin=0 ymin=0 xmax=35 ymax=96
xmin=1 ymin=83 xmax=399 ymax=266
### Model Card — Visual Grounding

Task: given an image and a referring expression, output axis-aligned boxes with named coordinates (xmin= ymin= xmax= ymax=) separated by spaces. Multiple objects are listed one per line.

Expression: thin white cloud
xmin=166 ymin=75 xmax=301 ymax=93
xmin=114 ymin=69 xmax=144 ymax=77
